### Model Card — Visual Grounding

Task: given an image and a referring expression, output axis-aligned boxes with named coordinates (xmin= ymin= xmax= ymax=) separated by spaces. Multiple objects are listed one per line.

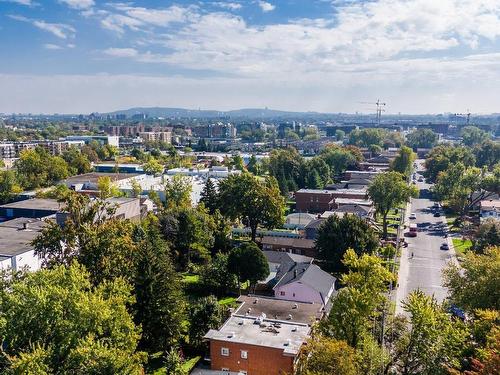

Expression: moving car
xmin=409 ymin=213 xmax=417 ymax=219
xmin=407 ymin=223 xmax=418 ymax=237
xmin=440 ymin=243 xmax=450 ymax=250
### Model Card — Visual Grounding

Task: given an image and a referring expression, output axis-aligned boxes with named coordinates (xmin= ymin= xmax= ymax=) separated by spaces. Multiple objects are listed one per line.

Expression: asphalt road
xmin=395 ymin=162 xmax=457 ymax=315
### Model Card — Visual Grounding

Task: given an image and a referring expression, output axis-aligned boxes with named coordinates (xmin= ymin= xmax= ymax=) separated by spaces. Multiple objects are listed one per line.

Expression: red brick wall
xmin=295 ymin=192 xmax=333 ymax=213
xmin=210 ymin=339 xmax=295 ymax=375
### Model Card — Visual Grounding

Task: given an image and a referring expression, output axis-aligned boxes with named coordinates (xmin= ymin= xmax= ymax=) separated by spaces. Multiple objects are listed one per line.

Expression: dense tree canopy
xmin=0 ymin=263 xmax=145 ymax=374
xmin=406 ymin=128 xmax=439 ymax=149
xmin=474 ymin=219 xmax=500 ymax=253
xmin=0 ymin=170 xmax=22 ymax=204
xmin=227 ymin=242 xmax=270 ymax=287
xmin=391 ymin=145 xmax=416 ymax=177
xmin=424 ymin=145 xmax=476 ymax=183
xmin=218 ymin=173 xmax=285 ymax=241
xmin=474 ymin=140 xmax=500 ymax=169
xmin=368 ymin=171 xmax=418 ymax=238
xmin=315 ymin=214 xmax=379 ymax=271
xmin=296 ymin=338 xmax=358 ymax=375
xmin=461 ymin=126 xmax=490 ymax=147
xmin=443 ymin=246 xmax=500 ymax=312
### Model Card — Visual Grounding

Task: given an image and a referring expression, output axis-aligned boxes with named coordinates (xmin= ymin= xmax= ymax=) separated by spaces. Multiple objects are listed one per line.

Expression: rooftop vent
xmin=228 ymin=331 xmax=235 ymax=338
xmin=287 ymin=314 xmax=292 ymax=320
xmin=292 ymin=303 xmax=298 ymax=309
xmin=284 ymin=339 xmax=291 ymax=346
xmin=254 ymin=298 xmax=259 ymax=304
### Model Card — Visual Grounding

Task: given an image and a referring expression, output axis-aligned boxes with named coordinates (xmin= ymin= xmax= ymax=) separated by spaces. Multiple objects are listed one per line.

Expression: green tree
xmin=443 ymin=246 xmax=500 ymax=312
xmin=246 ymin=154 xmax=260 ymax=175
xmin=462 ymin=126 xmax=490 ymax=147
xmin=319 ymin=144 xmax=361 ymax=176
xmin=188 ymin=296 xmax=223 ymax=350
xmin=199 ymin=178 xmax=218 ymax=214
xmin=0 ymin=263 xmax=145 ymax=374
xmin=315 ymin=214 xmax=379 ymax=272
xmin=159 ymin=206 xmax=216 ymax=266
xmin=133 ymin=222 xmax=186 ymax=353
xmin=199 ymin=252 xmax=238 ymax=296
xmin=227 ymin=242 xmax=270 ymax=288
xmin=348 ymin=128 xmax=386 ymax=147
xmin=474 ymin=219 xmax=500 ymax=253
xmin=406 ymin=128 xmax=439 ymax=149
xmin=267 ymin=147 xmax=304 ymax=195
xmin=392 ymin=290 xmax=468 ymax=374
xmin=335 ymin=129 xmax=346 ymax=141
xmin=323 ymin=249 xmax=394 ymax=347
xmin=391 ymin=146 xmax=416 ymax=177
xmin=424 ymin=145 xmax=475 ymax=183
xmin=97 ymin=176 xmax=123 ymax=198
xmin=296 ymin=337 xmax=359 ymax=375
xmin=474 ymin=140 xmax=500 ymax=169
xmin=163 ymin=175 xmax=192 ymax=209
xmin=368 ymin=171 xmax=418 ymax=238
xmin=142 ymin=158 xmax=164 ymax=175
xmin=218 ymin=173 xmax=285 ymax=242
xmin=0 ymin=170 xmax=22 ymax=204
xmin=62 ymin=147 xmax=92 ymax=175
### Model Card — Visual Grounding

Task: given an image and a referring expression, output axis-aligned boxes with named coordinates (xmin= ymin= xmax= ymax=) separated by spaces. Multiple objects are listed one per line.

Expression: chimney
xmin=293 ymin=269 xmax=297 ymax=278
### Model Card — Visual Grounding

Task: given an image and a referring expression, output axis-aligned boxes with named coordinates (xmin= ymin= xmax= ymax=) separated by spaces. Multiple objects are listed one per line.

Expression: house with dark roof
xmin=259 ymin=236 xmax=317 ymax=257
xmin=263 ymin=251 xmax=336 ymax=308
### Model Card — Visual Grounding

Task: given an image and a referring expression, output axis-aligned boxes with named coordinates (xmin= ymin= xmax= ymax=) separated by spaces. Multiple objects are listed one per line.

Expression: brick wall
xmin=210 ymin=339 xmax=295 ymax=375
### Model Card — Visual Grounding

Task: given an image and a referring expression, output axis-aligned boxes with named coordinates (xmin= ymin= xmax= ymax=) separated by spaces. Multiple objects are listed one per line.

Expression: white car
xmin=409 ymin=213 xmax=417 ymax=220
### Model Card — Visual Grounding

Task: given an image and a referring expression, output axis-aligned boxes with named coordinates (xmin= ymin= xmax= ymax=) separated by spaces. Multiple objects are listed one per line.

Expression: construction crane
xmin=359 ymin=99 xmax=386 ymax=126
xmin=454 ymin=110 xmax=471 ymax=126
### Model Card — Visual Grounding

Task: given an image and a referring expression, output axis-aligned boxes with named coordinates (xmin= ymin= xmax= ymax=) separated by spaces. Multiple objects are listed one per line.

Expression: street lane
xmin=395 ymin=161 xmax=457 ymax=314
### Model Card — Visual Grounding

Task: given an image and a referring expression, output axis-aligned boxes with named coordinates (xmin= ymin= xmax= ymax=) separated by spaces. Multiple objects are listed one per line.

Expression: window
xmin=293 ymin=293 xmax=296 ymax=297
xmin=221 ymin=368 xmax=230 ymax=373
xmin=241 ymin=350 xmax=248 ymax=359
xmin=221 ymin=347 xmax=230 ymax=356
xmin=280 ymin=291 xmax=285 ymax=296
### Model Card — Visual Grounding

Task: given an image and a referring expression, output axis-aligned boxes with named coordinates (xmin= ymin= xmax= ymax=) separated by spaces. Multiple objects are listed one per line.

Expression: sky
xmin=1 ymin=0 xmax=500 ymax=114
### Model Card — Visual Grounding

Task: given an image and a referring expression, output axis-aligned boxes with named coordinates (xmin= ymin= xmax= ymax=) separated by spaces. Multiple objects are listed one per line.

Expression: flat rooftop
xmin=204 ymin=315 xmax=310 ymax=355
xmin=0 ymin=218 xmax=47 ymax=256
xmin=0 ymin=198 xmax=62 ymax=211
xmin=234 ymin=295 xmax=323 ymax=324
xmin=62 ymin=172 xmax=140 ymax=185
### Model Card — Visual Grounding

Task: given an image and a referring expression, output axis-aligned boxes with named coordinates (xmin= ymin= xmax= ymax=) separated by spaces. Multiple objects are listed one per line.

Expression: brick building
xmin=295 ymin=188 xmax=367 ymax=213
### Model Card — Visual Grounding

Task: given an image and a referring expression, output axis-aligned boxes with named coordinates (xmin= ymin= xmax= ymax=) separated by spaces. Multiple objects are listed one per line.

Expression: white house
xmin=480 ymin=200 xmax=500 ymax=221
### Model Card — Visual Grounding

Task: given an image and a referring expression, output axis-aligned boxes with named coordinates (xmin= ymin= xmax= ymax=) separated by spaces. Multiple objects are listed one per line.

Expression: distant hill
xmin=106 ymin=107 xmax=330 ymax=119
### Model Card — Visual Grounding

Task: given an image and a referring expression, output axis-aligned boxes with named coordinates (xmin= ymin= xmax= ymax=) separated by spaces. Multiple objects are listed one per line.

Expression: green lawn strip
xmin=181 ymin=273 xmax=200 ymax=284
xmin=452 ymin=238 xmax=472 ymax=258
xmin=218 ymin=296 xmax=238 ymax=307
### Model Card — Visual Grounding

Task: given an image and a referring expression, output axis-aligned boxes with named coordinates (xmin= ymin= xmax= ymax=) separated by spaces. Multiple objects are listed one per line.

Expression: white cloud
xmin=258 ymin=1 xmax=275 ymax=12
xmin=212 ymin=2 xmax=242 ymax=10
xmin=103 ymin=47 xmax=138 ymax=57
xmin=43 ymin=43 xmax=63 ymax=50
xmin=9 ymin=15 xmax=75 ymax=39
xmin=1 ymin=0 xmax=33 ymax=5
xmin=58 ymin=0 xmax=94 ymax=10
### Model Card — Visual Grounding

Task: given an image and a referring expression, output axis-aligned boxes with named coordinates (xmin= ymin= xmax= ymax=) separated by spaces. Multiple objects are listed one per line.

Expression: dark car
xmin=433 ymin=212 xmax=441 ymax=217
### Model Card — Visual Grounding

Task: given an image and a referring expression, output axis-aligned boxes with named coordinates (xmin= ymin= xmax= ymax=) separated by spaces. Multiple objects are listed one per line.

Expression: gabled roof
xmin=273 ymin=263 xmax=336 ymax=306
xmin=334 ymin=204 xmax=372 ymax=214
xmin=305 ymin=218 xmax=325 ymax=230
xmin=263 ymin=250 xmax=313 ymax=266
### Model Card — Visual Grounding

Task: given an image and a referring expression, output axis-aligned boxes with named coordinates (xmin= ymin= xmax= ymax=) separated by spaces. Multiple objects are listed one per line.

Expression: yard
xmin=452 ymin=238 xmax=473 ymax=258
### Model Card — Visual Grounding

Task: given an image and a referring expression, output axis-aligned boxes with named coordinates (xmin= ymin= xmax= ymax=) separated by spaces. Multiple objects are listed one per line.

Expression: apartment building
xmin=138 ymin=131 xmax=172 ymax=144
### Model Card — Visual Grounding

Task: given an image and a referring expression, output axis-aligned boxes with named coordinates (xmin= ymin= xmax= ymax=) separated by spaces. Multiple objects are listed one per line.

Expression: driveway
xmin=395 ymin=161 xmax=457 ymax=315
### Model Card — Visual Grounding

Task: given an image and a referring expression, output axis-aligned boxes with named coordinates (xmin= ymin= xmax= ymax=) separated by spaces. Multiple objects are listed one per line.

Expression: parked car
xmin=409 ymin=213 xmax=417 ymax=219
xmin=433 ymin=212 xmax=441 ymax=217
xmin=406 ymin=231 xmax=417 ymax=237
xmin=440 ymin=243 xmax=449 ymax=250
xmin=418 ymin=177 xmax=424 ymax=182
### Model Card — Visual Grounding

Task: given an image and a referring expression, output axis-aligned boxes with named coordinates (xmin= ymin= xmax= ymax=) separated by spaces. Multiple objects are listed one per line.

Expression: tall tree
xmin=0 ymin=263 xmax=145 ymax=374
xmin=474 ymin=140 xmax=500 ymax=169
xmin=142 ymin=158 xmax=164 ymax=175
xmin=424 ymin=145 xmax=475 ymax=183
xmin=319 ymin=144 xmax=361 ymax=176
xmin=315 ymin=214 xmax=379 ymax=271
xmin=0 ymin=170 xmax=22 ymax=204
xmin=474 ymin=219 xmax=500 ymax=253
xmin=443 ymin=246 xmax=500 ymax=312
xmin=246 ymin=154 xmax=260 ymax=175
xmin=132 ymin=222 xmax=186 ymax=354
xmin=406 ymin=128 xmax=438 ymax=149
xmin=62 ymin=146 xmax=92 ymax=175
xmin=322 ymin=249 xmax=394 ymax=347
xmin=163 ymin=175 xmax=192 ymax=209
xmin=199 ymin=178 xmax=218 ymax=214
xmin=218 ymin=173 xmax=285 ymax=241
xmin=391 ymin=146 xmax=416 ymax=177
xmin=188 ymin=296 xmax=223 ymax=350
xmin=461 ymin=126 xmax=490 ymax=146
xmin=199 ymin=252 xmax=238 ymax=296
xmin=296 ymin=337 xmax=359 ymax=375
xmin=368 ymin=171 xmax=418 ymax=238
xmin=227 ymin=242 xmax=270 ymax=288
xmin=391 ymin=290 xmax=468 ymax=374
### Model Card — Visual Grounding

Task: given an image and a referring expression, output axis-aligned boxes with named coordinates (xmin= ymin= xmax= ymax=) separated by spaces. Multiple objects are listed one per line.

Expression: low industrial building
xmin=0 ymin=198 xmax=62 ymax=220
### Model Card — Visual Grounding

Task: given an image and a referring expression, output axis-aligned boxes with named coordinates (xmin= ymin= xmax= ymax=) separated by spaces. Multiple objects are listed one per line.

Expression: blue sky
xmin=1 ymin=0 xmax=500 ymax=114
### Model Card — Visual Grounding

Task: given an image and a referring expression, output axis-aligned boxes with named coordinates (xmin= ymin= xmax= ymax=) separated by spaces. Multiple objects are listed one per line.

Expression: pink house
xmin=263 ymin=251 xmax=336 ymax=307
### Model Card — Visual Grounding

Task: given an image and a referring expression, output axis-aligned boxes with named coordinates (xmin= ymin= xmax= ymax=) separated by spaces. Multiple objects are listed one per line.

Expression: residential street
xmin=395 ymin=161 xmax=458 ymax=315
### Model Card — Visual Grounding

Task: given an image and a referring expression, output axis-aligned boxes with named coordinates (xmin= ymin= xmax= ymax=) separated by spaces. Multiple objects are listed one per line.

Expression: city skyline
xmin=1 ymin=0 xmax=500 ymax=114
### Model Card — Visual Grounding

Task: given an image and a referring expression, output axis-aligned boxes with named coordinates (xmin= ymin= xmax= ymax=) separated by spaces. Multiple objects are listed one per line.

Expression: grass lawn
xmin=218 ymin=296 xmax=238 ymax=307
xmin=452 ymin=238 xmax=473 ymax=258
